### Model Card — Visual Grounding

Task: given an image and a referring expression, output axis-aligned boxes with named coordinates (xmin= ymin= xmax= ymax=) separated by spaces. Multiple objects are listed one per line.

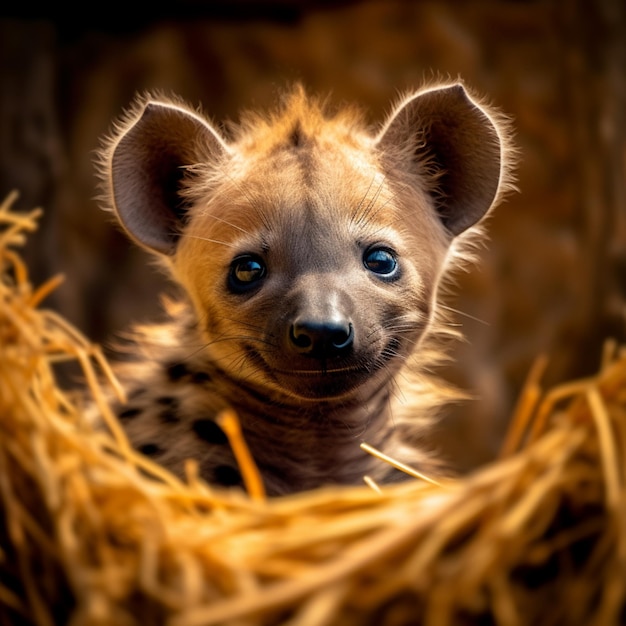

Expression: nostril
xmin=331 ymin=323 xmax=354 ymax=350
xmin=289 ymin=325 xmax=313 ymax=349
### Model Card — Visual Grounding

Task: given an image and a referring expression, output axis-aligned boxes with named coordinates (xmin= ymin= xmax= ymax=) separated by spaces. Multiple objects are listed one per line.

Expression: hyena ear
xmin=103 ymin=98 xmax=229 ymax=255
xmin=376 ymin=84 xmax=504 ymax=236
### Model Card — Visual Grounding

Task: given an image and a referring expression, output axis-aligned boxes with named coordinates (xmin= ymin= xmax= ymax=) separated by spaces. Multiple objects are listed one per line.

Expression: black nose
xmin=288 ymin=319 xmax=354 ymax=359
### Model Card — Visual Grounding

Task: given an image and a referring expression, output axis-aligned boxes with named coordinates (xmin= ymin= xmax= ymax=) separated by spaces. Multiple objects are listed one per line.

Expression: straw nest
xmin=1 ymin=191 xmax=626 ymax=626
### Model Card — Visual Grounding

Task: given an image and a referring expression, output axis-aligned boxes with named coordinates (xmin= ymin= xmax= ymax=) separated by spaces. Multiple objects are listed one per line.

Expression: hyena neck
xmin=222 ymin=375 xmax=396 ymax=491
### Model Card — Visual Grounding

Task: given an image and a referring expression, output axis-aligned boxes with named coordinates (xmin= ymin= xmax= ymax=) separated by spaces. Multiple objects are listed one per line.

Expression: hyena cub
xmin=98 ymin=83 xmax=512 ymax=496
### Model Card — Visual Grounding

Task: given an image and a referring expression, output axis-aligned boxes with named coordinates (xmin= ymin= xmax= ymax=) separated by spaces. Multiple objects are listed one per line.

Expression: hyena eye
xmin=229 ymin=255 xmax=266 ymax=292
xmin=364 ymin=247 xmax=398 ymax=277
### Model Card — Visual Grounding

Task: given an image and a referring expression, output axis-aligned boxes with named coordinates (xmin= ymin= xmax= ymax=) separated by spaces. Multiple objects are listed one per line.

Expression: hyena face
xmin=172 ymin=126 xmax=450 ymax=402
xmin=102 ymin=83 xmax=508 ymax=411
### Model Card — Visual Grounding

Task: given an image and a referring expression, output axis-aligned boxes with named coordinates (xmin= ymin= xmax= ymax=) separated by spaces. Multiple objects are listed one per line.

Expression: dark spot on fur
xmin=138 ymin=443 xmax=163 ymax=457
xmin=191 ymin=371 xmax=211 ymax=384
xmin=165 ymin=362 xmax=211 ymax=385
xmin=166 ymin=362 xmax=190 ymax=381
xmin=118 ymin=406 xmax=143 ymax=419
xmin=214 ymin=465 xmax=242 ymax=487
xmin=156 ymin=396 xmax=179 ymax=407
xmin=159 ymin=408 xmax=181 ymax=423
xmin=192 ymin=419 xmax=228 ymax=445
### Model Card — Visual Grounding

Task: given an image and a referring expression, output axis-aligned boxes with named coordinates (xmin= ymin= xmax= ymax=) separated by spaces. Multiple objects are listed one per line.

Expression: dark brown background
xmin=1 ymin=1 xmax=624 ymax=470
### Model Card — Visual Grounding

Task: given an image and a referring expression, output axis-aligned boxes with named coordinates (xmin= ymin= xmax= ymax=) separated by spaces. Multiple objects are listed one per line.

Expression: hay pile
xmin=1 ymin=192 xmax=626 ymax=626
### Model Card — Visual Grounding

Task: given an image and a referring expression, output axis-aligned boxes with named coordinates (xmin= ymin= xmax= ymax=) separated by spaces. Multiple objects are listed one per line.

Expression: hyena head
xmin=100 ymin=84 xmax=511 ymax=406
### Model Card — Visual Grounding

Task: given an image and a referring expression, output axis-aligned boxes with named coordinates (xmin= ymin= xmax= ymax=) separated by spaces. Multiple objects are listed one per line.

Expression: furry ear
xmin=102 ymin=98 xmax=229 ymax=255
xmin=377 ymin=83 xmax=506 ymax=236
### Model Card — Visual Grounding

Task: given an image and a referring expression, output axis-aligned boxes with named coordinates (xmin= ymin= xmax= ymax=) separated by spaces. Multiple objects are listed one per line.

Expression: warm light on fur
xmin=96 ymin=83 xmax=515 ymax=495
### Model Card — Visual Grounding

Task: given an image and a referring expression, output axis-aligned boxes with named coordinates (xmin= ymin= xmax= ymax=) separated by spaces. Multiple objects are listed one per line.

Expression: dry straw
xmin=1 ymin=191 xmax=626 ymax=626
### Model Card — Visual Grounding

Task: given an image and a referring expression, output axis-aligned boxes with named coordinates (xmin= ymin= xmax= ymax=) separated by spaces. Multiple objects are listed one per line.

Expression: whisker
xmin=219 ymin=317 xmax=267 ymax=334
xmin=352 ymin=175 xmax=387 ymax=227
xmin=438 ymin=304 xmax=490 ymax=326
xmin=384 ymin=371 xmax=405 ymax=409
xmin=205 ymin=334 xmax=278 ymax=350
xmin=222 ymin=171 xmax=274 ymax=234
xmin=350 ymin=191 xmax=408 ymax=242
xmin=205 ymin=213 xmax=252 ymax=236
xmin=178 ymin=233 xmax=236 ymax=248
xmin=351 ymin=174 xmax=378 ymax=224
xmin=176 ymin=330 xmax=278 ymax=365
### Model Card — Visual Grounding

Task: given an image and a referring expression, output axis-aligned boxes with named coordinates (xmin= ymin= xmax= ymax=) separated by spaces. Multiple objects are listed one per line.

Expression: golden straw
xmin=2 ymin=192 xmax=626 ymax=626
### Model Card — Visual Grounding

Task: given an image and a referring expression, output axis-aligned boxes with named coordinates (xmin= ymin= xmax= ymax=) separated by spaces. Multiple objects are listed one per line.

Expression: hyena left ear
xmin=376 ymin=84 xmax=505 ymax=236
xmin=103 ymin=98 xmax=229 ymax=255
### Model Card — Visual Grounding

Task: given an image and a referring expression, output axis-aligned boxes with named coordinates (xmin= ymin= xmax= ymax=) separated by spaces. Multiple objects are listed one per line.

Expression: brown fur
xmin=96 ymin=83 xmax=515 ymax=495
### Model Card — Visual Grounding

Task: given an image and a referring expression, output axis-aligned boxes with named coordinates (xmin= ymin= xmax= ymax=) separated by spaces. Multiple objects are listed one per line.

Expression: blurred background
xmin=1 ymin=1 xmax=624 ymax=471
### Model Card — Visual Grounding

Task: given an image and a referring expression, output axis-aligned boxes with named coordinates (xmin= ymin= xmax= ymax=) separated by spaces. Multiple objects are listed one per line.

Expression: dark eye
xmin=364 ymin=247 xmax=398 ymax=277
xmin=229 ymin=255 xmax=266 ymax=292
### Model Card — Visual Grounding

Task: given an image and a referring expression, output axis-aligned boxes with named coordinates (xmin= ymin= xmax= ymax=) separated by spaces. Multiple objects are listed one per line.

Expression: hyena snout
xmin=284 ymin=285 xmax=355 ymax=361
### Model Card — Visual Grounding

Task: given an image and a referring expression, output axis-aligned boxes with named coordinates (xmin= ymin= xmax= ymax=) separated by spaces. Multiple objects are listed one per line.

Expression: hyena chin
xmin=97 ymin=83 xmax=514 ymax=496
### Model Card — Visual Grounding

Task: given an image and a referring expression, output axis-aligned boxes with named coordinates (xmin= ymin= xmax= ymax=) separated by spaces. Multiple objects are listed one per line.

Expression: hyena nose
xmin=288 ymin=319 xmax=354 ymax=359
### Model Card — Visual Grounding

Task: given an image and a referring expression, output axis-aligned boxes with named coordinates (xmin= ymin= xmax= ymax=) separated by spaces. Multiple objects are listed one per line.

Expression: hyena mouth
xmin=274 ymin=370 xmax=371 ymax=401
xmin=271 ymin=357 xmax=392 ymax=401
xmin=243 ymin=343 xmax=373 ymax=399
xmin=275 ymin=365 xmax=366 ymax=376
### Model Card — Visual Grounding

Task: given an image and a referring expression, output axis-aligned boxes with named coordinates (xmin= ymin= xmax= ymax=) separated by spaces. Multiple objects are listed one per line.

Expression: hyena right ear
xmin=101 ymin=98 xmax=230 ymax=255
xmin=376 ymin=84 xmax=508 ymax=236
